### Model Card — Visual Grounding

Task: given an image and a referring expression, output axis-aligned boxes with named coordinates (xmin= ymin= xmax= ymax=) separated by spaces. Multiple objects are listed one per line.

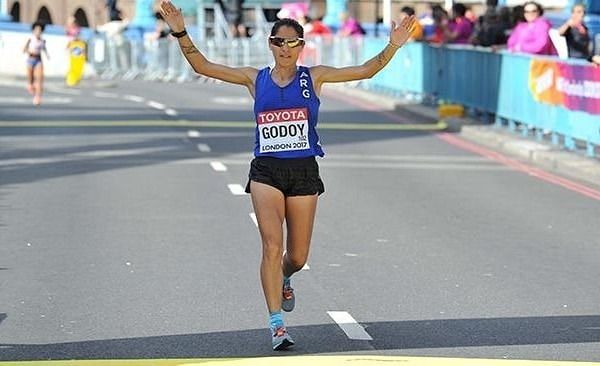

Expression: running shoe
xmin=272 ymin=326 xmax=295 ymax=350
xmin=282 ymin=280 xmax=295 ymax=312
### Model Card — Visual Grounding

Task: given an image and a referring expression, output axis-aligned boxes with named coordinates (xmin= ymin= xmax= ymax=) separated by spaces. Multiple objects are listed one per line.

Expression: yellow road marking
xmin=0 ymin=355 xmax=598 ymax=366
xmin=0 ymin=120 xmax=447 ymax=131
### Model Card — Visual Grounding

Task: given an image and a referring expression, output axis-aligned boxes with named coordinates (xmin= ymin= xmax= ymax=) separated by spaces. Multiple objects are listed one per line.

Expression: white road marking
xmin=70 ymin=147 xmax=178 ymax=158
xmin=123 ymin=95 xmax=146 ymax=103
xmin=344 ymin=253 xmax=358 ymax=257
xmin=228 ymin=184 xmax=246 ymax=195
xmin=249 ymin=213 xmax=258 ymax=227
xmin=212 ymin=96 xmax=253 ymax=105
xmin=165 ymin=108 xmax=178 ymax=116
xmin=93 ymin=91 xmax=118 ymax=98
xmin=197 ymin=144 xmax=211 ymax=152
xmin=46 ymin=86 xmax=81 ymax=95
xmin=164 ymin=158 xmax=508 ymax=171
xmin=0 ymin=96 xmax=72 ymax=104
xmin=187 ymin=130 xmax=201 ymax=138
xmin=147 ymin=101 xmax=166 ymax=110
xmin=210 ymin=161 xmax=228 ymax=171
xmin=327 ymin=311 xmax=373 ymax=340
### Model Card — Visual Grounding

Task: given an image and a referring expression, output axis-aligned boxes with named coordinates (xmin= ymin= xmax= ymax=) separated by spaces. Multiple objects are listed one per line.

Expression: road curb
xmin=459 ymin=125 xmax=600 ymax=187
xmin=328 ymin=83 xmax=600 ymax=188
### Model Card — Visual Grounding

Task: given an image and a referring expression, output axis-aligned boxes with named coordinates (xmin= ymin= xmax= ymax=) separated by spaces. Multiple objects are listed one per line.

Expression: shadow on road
xmin=1 ymin=315 xmax=599 ymax=360
xmin=0 ymin=126 xmax=440 ymax=188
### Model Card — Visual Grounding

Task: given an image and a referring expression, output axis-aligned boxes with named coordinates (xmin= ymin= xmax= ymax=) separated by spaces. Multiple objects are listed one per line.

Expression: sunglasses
xmin=269 ymin=36 xmax=305 ymax=48
xmin=524 ymin=9 xmax=539 ymax=13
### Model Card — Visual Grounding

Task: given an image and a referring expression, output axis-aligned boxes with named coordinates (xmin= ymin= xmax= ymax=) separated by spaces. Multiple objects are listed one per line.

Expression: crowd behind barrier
xmin=88 ymin=33 xmax=598 ymax=157
xmin=0 ymin=19 xmax=598 ymax=158
xmin=361 ymin=40 xmax=599 ymax=157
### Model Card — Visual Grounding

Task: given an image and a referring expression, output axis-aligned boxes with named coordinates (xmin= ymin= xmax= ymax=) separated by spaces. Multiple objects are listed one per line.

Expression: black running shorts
xmin=245 ymin=156 xmax=325 ymax=197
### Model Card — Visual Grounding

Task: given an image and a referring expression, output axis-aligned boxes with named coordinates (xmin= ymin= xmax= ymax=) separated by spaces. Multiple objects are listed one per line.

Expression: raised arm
xmin=159 ymin=0 xmax=257 ymax=93
xmin=310 ymin=15 xmax=415 ymax=93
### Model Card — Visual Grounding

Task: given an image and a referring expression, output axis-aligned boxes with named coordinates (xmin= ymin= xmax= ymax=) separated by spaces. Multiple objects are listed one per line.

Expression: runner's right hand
xmin=159 ymin=0 xmax=185 ymax=33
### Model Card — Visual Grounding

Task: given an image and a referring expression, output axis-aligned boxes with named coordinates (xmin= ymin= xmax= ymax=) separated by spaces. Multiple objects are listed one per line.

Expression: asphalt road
xmin=1 ymin=77 xmax=599 ymax=362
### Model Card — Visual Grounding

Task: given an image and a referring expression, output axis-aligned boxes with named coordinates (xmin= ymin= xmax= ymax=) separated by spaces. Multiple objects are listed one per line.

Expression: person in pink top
xmin=338 ymin=11 xmax=365 ymax=36
xmin=507 ymin=1 xmax=556 ymax=55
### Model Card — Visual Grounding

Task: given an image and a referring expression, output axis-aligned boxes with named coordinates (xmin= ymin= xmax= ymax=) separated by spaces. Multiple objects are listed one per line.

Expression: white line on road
xmin=46 ymin=86 xmax=81 ymax=95
xmin=187 ymin=130 xmax=201 ymax=138
xmin=249 ymin=213 xmax=258 ymax=227
xmin=93 ymin=91 xmax=119 ymax=98
xmin=197 ymin=144 xmax=211 ymax=152
xmin=210 ymin=161 xmax=228 ymax=171
xmin=0 ymin=97 xmax=72 ymax=104
xmin=228 ymin=184 xmax=246 ymax=195
xmin=165 ymin=108 xmax=178 ymax=116
xmin=327 ymin=311 xmax=373 ymax=340
xmin=123 ymin=94 xmax=146 ymax=103
xmin=147 ymin=101 xmax=166 ymax=110
xmin=164 ymin=158 xmax=510 ymax=170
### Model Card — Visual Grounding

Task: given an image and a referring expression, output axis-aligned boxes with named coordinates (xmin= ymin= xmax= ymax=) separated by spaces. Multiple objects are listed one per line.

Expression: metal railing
xmin=88 ymin=32 xmax=599 ymax=157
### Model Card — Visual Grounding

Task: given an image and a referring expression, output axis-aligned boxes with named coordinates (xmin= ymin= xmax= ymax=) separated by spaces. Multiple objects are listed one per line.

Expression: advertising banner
xmin=529 ymin=59 xmax=600 ymax=115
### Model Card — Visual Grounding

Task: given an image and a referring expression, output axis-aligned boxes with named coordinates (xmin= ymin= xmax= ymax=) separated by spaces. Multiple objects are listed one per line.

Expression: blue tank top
xmin=253 ymin=66 xmax=324 ymax=158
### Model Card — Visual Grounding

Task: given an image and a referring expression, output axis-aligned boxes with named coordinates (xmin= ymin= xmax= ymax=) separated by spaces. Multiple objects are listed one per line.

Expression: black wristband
xmin=171 ymin=29 xmax=187 ymax=38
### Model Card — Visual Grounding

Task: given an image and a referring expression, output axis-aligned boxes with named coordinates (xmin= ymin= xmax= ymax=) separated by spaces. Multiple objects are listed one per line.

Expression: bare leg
xmin=26 ymin=65 xmax=34 ymax=95
xmin=33 ymin=64 xmax=43 ymax=105
xmin=283 ymin=194 xmax=318 ymax=277
xmin=250 ymin=181 xmax=286 ymax=313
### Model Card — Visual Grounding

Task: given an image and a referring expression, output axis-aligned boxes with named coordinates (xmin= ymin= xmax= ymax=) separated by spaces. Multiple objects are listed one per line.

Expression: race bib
xmin=257 ymin=108 xmax=310 ymax=153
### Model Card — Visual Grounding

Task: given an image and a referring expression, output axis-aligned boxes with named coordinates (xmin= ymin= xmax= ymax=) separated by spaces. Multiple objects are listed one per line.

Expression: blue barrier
xmin=363 ymin=41 xmax=600 ymax=157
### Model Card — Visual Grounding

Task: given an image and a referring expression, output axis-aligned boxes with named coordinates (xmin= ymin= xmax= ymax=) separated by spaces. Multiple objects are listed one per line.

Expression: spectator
xmin=498 ymin=6 xmax=513 ymax=37
xmin=441 ymin=3 xmax=473 ymax=44
xmin=419 ymin=4 xmax=436 ymax=39
xmin=507 ymin=1 xmax=555 ymax=55
xmin=66 ymin=16 xmax=81 ymax=40
xmin=106 ymin=0 xmax=120 ymax=22
xmin=152 ymin=11 xmax=170 ymax=40
xmin=426 ymin=5 xmax=448 ymax=44
xmin=511 ymin=5 xmax=525 ymax=27
xmin=338 ymin=11 xmax=365 ymax=36
xmin=471 ymin=7 xmax=510 ymax=47
xmin=299 ymin=15 xmax=331 ymax=36
xmin=216 ymin=0 xmax=247 ymax=37
xmin=400 ymin=6 xmax=423 ymax=41
xmin=557 ymin=3 xmax=599 ymax=64
xmin=97 ymin=11 xmax=130 ymax=71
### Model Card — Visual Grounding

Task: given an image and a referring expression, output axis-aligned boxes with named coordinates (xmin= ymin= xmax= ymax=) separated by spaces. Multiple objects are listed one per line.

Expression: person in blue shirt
xmin=159 ymin=0 xmax=415 ymax=351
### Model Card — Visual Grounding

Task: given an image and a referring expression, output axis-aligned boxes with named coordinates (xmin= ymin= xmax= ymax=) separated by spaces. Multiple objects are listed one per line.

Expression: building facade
xmin=7 ymin=0 xmax=137 ymax=28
